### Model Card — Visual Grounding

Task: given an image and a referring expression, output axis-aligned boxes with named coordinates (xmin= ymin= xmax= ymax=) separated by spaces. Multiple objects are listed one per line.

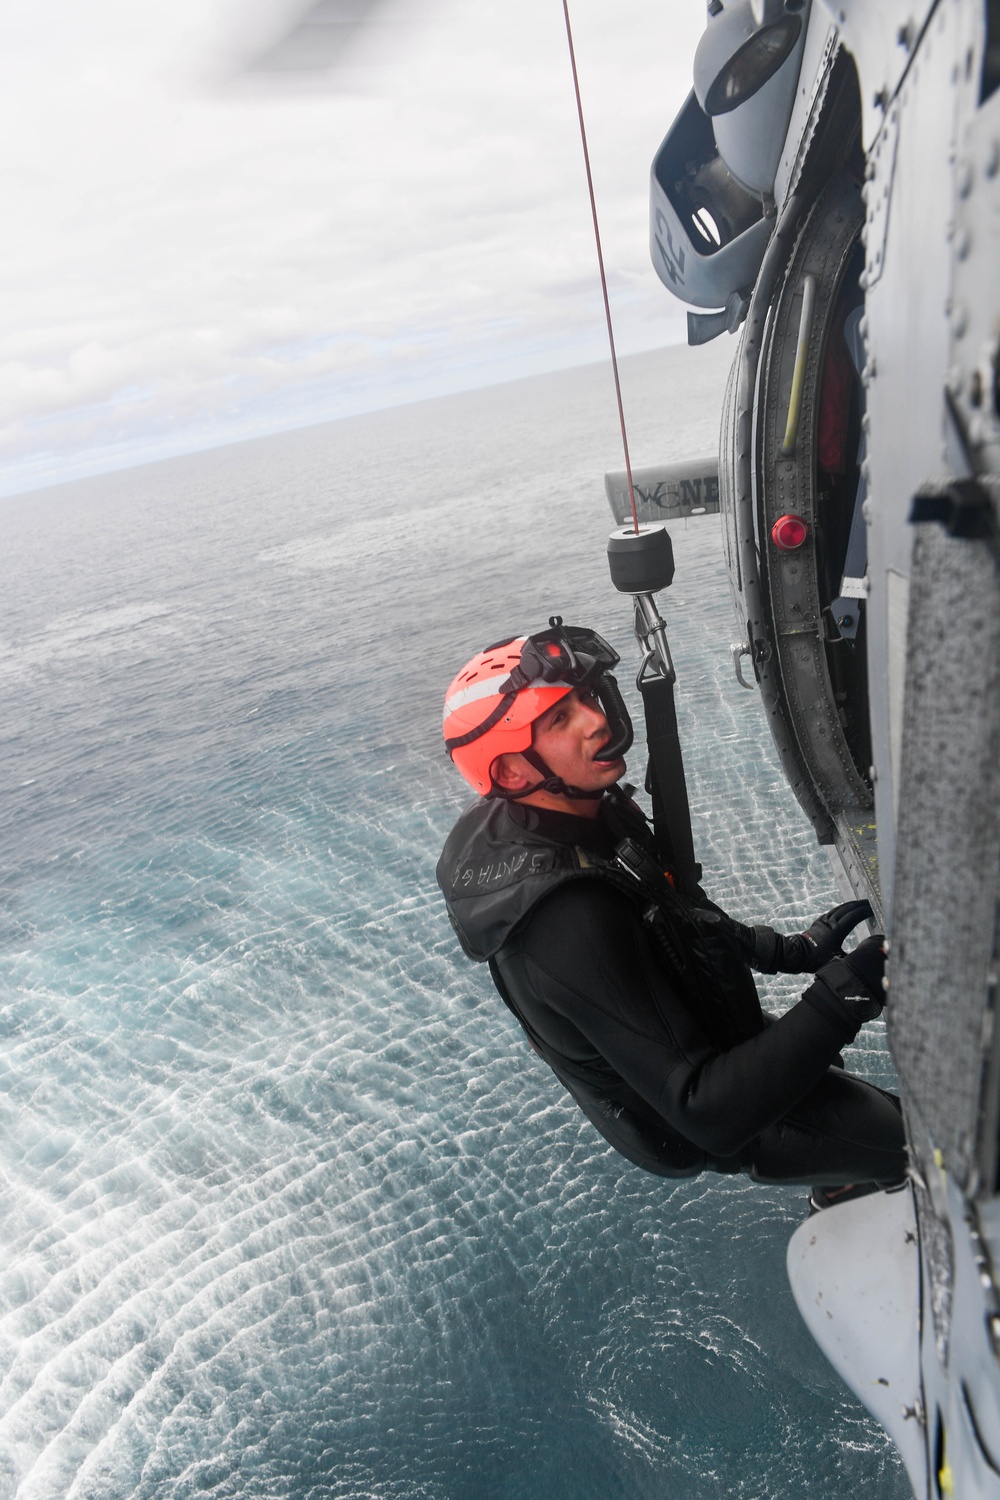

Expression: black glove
xmin=749 ymin=899 xmax=873 ymax=973
xmin=803 ymin=935 xmax=887 ymax=1033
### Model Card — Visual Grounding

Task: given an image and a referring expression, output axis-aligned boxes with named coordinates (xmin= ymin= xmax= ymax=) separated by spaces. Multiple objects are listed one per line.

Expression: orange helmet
xmin=442 ymin=619 xmax=633 ymax=798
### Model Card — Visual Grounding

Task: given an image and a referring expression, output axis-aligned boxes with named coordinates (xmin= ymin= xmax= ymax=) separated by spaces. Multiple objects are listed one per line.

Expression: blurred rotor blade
xmin=246 ymin=0 xmax=397 ymax=74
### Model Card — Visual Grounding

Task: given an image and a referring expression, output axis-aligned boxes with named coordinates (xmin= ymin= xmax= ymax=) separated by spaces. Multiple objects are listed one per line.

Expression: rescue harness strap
xmin=640 ymin=673 xmax=702 ymax=896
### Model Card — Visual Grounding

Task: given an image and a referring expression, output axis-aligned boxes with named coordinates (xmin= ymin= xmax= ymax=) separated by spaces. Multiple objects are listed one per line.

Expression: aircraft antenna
xmin=561 ymin=0 xmax=639 ymax=534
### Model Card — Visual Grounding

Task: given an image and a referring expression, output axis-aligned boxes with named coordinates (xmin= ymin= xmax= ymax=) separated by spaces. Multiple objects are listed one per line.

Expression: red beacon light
xmin=771 ymin=513 xmax=809 ymax=551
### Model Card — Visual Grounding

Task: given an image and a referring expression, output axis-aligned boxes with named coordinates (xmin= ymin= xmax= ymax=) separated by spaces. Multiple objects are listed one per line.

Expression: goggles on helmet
xmin=505 ymin=622 xmax=621 ymax=694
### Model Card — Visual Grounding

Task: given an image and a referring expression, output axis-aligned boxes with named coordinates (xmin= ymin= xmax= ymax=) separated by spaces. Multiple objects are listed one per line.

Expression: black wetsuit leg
xmin=554 ymin=1060 xmax=905 ymax=1188
xmin=730 ymin=1069 xmax=907 ymax=1187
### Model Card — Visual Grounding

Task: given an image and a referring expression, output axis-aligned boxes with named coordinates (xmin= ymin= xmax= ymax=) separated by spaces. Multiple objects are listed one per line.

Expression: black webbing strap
xmin=639 ymin=674 xmax=701 ymax=895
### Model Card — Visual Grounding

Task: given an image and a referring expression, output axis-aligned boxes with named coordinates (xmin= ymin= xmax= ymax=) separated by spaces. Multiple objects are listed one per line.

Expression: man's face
xmin=494 ymin=686 xmax=626 ymax=810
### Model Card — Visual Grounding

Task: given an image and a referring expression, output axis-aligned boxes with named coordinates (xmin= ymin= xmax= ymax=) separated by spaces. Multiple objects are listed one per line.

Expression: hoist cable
xmin=561 ymin=0 xmax=639 ymax=533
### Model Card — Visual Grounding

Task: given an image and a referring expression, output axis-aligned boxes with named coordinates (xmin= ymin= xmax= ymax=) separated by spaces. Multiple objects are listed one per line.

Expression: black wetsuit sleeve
xmin=508 ymin=882 xmax=861 ymax=1158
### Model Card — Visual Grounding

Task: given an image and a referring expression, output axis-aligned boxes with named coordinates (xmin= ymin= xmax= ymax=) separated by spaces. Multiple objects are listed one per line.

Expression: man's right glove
xmin=802 ymin=934 xmax=887 ymax=1033
xmin=748 ymin=899 xmax=873 ymax=973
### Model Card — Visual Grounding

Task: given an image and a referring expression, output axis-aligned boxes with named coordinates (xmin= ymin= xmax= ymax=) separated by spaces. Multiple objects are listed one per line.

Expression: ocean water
xmin=0 ymin=345 xmax=907 ymax=1500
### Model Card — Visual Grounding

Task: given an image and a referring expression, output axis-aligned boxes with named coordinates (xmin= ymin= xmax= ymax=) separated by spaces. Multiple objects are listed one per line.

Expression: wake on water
xmin=0 ymin=346 xmax=907 ymax=1498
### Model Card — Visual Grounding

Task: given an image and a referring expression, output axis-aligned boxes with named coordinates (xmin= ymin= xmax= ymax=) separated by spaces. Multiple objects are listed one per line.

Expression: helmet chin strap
xmin=494 ymin=745 xmax=601 ymax=802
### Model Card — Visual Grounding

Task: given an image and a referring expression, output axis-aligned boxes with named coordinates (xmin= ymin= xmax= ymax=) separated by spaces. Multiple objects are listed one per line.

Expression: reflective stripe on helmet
xmin=443 ymin=673 xmax=573 ymax=725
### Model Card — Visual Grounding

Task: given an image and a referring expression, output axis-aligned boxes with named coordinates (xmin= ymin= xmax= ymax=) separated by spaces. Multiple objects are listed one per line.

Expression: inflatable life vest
xmin=436 ymin=792 xmax=767 ymax=1177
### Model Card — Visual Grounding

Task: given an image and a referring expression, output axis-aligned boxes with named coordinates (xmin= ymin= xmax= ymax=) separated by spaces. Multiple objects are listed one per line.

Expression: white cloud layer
xmin=0 ymin=0 xmax=705 ymax=496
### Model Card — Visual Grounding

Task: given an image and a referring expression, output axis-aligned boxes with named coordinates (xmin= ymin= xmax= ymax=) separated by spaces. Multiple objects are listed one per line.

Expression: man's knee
xmin=741 ymin=1070 xmax=907 ymax=1186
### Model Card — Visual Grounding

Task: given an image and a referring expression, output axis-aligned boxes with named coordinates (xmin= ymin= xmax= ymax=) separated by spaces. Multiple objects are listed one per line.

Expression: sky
xmin=0 ymin=0 xmax=706 ymax=498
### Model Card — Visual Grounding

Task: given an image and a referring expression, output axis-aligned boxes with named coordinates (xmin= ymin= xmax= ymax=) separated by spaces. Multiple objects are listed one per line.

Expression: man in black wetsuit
xmin=437 ymin=621 xmax=906 ymax=1191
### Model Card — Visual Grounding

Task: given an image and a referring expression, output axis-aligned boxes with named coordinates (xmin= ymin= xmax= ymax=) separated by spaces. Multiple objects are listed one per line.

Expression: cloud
xmin=0 ymin=0 xmax=704 ymax=497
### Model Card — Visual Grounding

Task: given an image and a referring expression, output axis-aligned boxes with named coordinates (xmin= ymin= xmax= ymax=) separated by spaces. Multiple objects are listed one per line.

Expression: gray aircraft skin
xmin=622 ymin=1 xmax=1000 ymax=1494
